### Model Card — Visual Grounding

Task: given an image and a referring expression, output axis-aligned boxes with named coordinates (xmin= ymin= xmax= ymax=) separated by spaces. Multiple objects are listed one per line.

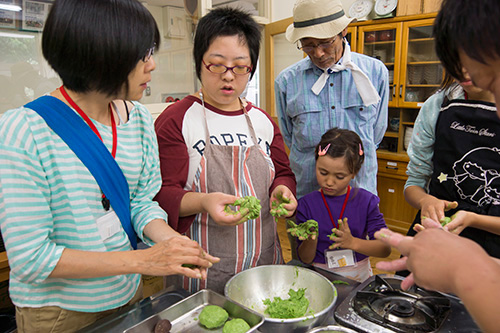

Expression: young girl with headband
xmin=292 ymin=127 xmax=391 ymax=282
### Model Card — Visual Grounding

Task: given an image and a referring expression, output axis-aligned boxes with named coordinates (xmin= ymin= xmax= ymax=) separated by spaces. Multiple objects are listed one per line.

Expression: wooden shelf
xmin=384 ymin=131 xmax=399 ymax=138
xmin=377 ymin=150 xmax=410 ymax=162
xmin=407 ymin=61 xmax=441 ymax=66
xmin=364 ymin=40 xmax=396 ymax=45
xmin=406 ymin=84 xmax=440 ymax=88
xmin=408 ymin=37 xmax=434 ymax=42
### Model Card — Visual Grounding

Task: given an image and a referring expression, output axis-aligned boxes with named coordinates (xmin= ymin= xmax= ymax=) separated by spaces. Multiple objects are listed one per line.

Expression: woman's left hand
xmin=269 ymin=185 xmax=297 ymax=217
xmin=329 ymin=217 xmax=355 ymax=250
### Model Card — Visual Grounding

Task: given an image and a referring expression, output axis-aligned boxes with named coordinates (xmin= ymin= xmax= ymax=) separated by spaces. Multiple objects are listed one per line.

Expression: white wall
xmin=271 ymin=0 xmax=294 ymax=22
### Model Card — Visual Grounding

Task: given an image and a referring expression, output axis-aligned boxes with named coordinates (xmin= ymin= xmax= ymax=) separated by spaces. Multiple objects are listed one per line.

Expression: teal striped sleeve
xmin=405 ymin=91 xmax=445 ymax=190
xmin=0 ymin=110 xmax=65 ymax=284
xmin=129 ymin=103 xmax=168 ymax=245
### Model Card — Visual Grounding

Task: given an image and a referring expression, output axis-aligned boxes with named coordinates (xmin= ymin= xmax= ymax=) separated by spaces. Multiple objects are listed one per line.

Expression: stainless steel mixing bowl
xmin=224 ymin=265 xmax=337 ymax=333
xmin=306 ymin=325 xmax=358 ymax=333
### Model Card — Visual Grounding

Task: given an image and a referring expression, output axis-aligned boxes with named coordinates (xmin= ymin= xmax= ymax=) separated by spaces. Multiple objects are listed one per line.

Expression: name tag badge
xmin=325 ymin=249 xmax=356 ymax=268
xmin=96 ymin=210 xmax=122 ymax=241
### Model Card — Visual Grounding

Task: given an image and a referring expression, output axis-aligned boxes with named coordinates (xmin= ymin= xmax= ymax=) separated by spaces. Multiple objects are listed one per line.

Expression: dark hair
xmin=315 ymin=128 xmax=365 ymax=175
xmin=434 ymin=0 xmax=500 ymax=82
xmin=42 ymin=0 xmax=160 ymax=96
xmin=193 ymin=7 xmax=261 ymax=80
xmin=439 ymin=71 xmax=455 ymax=92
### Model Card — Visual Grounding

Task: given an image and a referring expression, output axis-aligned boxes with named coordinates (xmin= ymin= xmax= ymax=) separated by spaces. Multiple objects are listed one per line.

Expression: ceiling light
xmin=0 ymin=32 xmax=34 ymax=39
xmin=0 ymin=4 xmax=22 ymax=12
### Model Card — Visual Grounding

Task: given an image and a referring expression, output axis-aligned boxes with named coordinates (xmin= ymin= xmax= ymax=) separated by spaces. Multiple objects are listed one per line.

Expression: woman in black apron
xmin=404 ymin=71 xmax=500 ymax=262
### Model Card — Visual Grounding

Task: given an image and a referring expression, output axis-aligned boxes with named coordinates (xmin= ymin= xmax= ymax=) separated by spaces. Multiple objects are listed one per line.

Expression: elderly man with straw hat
xmin=275 ymin=0 xmax=389 ymax=199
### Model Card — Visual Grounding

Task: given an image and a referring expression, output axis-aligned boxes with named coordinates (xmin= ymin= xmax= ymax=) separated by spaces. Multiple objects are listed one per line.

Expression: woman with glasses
xmin=0 ymin=0 xmax=218 ymax=330
xmin=155 ymin=7 xmax=298 ymax=294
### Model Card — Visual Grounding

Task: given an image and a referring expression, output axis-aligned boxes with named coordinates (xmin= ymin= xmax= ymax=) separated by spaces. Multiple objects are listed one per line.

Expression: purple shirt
xmin=296 ymin=188 xmax=387 ymax=263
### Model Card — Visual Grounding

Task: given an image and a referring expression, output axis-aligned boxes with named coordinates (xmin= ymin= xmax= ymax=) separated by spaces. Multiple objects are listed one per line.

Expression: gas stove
xmin=334 ymin=275 xmax=480 ymax=333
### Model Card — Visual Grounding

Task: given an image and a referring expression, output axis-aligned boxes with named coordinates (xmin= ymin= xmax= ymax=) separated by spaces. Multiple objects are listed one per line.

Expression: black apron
xmin=406 ymin=98 xmax=500 ymax=258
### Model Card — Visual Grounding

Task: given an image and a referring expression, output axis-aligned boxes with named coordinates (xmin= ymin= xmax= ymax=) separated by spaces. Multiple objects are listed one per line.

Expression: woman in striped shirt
xmin=0 ymin=0 xmax=218 ymax=331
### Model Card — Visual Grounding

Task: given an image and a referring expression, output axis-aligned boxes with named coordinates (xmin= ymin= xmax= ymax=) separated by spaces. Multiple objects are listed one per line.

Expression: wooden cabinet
xmin=376 ymin=152 xmax=418 ymax=234
xmin=0 ymin=252 xmax=9 ymax=283
xmin=346 ymin=26 xmax=357 ymax=52
xmin=357 ymin=15 xmax=442 ymax=155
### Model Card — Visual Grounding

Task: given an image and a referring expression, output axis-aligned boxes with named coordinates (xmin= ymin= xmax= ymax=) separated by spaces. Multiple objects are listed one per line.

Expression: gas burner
xmin=334 ymin=275 xmax=481 ymax=333
xmin=352 ymin=276 xmax=450 ymax=332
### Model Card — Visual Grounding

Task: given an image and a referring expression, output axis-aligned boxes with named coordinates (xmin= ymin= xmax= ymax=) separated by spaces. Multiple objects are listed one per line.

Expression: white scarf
xmin=311 ymin=39 xmax=381 ymax=106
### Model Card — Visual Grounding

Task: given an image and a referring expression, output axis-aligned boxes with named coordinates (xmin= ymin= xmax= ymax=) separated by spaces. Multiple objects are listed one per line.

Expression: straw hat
xmin=286 ymin=0 xmax=356 ymax=44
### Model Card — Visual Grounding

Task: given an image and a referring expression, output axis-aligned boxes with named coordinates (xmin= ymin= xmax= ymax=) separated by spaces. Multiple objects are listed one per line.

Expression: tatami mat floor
xmin=277 ymin=218 xmax=401 ymax=276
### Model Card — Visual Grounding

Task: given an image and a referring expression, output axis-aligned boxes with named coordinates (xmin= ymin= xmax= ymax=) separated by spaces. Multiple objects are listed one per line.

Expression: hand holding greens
xmin=270 ymin=193 xmax=291 ymax=217
xmin=287 ymin=219 xmax=318 ymax=240
xmin=224 ymin=196 xmax=261 ymax=223
xmin=440 ymin=216 xmax=452 ymax=227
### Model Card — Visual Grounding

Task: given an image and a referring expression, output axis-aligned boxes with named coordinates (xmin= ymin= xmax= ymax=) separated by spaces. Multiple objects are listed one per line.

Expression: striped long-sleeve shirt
xmin=0 ymin=100 xmax=167 ymax=312
xmin=275 ymin=53 xmax=389 ymax=198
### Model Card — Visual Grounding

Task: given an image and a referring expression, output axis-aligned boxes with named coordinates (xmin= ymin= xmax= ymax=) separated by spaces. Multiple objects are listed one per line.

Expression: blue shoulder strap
xmin=26 ymin=96 xmax=137 ymax=249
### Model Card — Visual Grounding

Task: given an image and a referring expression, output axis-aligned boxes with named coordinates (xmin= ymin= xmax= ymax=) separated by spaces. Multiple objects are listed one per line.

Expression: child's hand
xmin=270 ymin=185 xmax=297 ymax=218
xmin=420 ymin=195 xmax=458 ymax=224
xmin=328 ymin=217 xmax=354 ymax=250
xmin=443 ymin=210 xmax=475 ymax=234
xmin=287 ymin=219 xmax=318 ymax=241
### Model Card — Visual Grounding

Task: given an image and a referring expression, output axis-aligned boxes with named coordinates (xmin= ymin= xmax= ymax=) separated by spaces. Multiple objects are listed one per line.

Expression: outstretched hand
xmin=373 ymin=218 xmax=482 ymax=293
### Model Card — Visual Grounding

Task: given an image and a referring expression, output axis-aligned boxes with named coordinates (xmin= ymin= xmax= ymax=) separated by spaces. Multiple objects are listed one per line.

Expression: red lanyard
xmin=59 ymin=86 xmax=117 ymax=157
xmin=321 ymin=186 xmax=350 ymax=229
xmin=59 ymin=85 xmax=117 ymax=210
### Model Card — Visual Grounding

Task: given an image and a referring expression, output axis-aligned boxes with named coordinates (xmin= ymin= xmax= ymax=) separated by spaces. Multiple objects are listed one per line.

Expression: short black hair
xmin=193 ymin=7 xmax=261 ymax=80
xmin=42 ymin=0 xmax=160 ymax=96
xmin=315 ymin=128 xmax=365 ymax=175
xmin=434 ymin=0 xmax=500 ymax=82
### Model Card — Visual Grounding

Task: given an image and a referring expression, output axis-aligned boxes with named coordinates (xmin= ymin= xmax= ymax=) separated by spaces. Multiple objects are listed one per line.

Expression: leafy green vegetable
xmin=287 ymin=219 xmax=318 ymax=239
xmin=182 ymin=264 xmax=198 ymax=269
xmin=270 ymin=193 xmax=291 ymax=217
xmin=440 ymin=216 xmax=452 ymax=227
xmin=328 ymin=230 xmax=338 ymax=239
xmin=199 ymin=305 xmax=228 ymax=329
xmin=263 ymin=288 xmax=309 ymax=319
xmin=332 ymin=280 xmax=349 ymax=285
xmin=328 ymin=217 xmax=347 ymax=240
xmin=222 ymin=318 xmax=250 ymax=333
xmin=224 ymin=196 xmax=261 ymax=223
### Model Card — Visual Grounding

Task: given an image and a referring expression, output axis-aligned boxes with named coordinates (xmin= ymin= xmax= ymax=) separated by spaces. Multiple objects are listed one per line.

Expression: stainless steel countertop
xmin=80 ymin=262 xmax=359 ymax=332
xmin=78 ymin=288 xmax=190 ymax=332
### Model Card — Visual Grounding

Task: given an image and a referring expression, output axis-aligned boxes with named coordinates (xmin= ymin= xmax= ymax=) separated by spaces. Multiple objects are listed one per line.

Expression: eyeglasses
xmin=297 ymin=36 xmax=337 ymax=53
xmin=142 ymin=43 xmax=156 ymax=62
xmin=202 ymin=59 xmax=252 ymax=75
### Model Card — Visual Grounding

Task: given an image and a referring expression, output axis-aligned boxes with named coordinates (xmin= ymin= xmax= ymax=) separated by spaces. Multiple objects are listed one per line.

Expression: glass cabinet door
xmin=400 ymin=19 xmax=443 ymax=107
xmin=358 ymin=23 xmax=402 ymax=108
